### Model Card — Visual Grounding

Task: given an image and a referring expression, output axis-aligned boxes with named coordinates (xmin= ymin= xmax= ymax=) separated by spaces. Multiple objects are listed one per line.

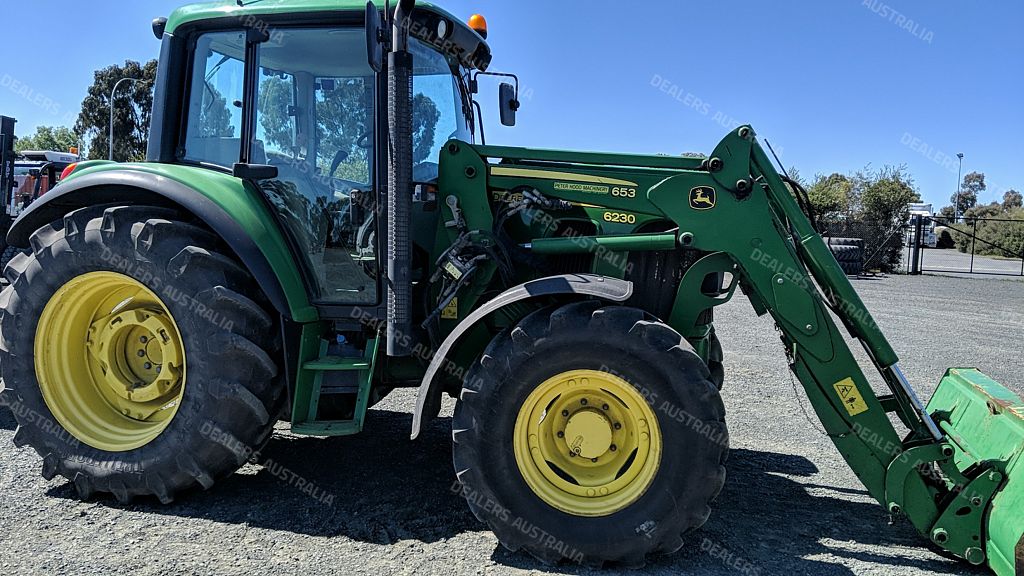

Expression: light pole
xmin=954 ymin=152 xmax=964 ymax=222
xmin=108 ymin=77 xmax=152 ymax=161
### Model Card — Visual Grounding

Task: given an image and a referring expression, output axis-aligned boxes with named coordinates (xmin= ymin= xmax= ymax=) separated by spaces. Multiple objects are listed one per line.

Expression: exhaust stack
xmin=386 ymin=0 xmax=415 ymax=356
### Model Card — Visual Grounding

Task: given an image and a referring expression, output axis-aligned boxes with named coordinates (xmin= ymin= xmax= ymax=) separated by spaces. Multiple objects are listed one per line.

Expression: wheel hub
xmin=513 ymin=369 xmax=662 ymax=517
xmin=564 ymin=409 xmax=612 ymax=459
xmin=87 ymin=308 xmax=183 ymax=404
xmin=34 ymin=271 xmax=187 ymax=451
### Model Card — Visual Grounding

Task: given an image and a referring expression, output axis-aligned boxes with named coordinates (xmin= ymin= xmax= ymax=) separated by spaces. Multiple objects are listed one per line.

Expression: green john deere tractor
xmin=1 ymin=1 xmax=1021 ymax=572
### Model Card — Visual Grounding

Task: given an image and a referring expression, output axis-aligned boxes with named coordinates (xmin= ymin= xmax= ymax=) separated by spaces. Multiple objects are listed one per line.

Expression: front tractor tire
xmin=452 ymin=302 xmax=729 ymax=566
xmin=0 ymin=205 xmax=283 ymax=504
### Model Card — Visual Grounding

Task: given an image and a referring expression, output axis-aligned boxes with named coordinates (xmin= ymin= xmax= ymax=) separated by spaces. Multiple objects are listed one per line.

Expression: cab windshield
xmin=182 ymin=26 xmax=471 ymax=305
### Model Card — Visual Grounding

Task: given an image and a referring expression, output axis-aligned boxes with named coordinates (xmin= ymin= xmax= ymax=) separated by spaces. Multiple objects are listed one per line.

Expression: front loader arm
xmin=434 ymin=127 xmax=1020 ymax=571
xmin=644 ymin=126 xmax=1002 ymax=564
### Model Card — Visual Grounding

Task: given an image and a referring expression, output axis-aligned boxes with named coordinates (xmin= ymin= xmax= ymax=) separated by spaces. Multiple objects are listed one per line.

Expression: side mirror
xmin=152 ymin=17 xmax=168 ymax=40
xmin=365 ymin=2 xmax=384 ymax=73
xmin=499 ymin=82 xmax=519 ymax=127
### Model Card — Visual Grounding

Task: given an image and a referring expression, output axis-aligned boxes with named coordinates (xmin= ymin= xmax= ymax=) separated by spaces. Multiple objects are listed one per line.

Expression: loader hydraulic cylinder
xmin=527 ymin=232 xmax=679 ymax=254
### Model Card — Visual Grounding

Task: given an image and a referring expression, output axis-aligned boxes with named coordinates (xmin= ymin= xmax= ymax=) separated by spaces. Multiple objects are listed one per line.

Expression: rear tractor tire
xmin=452 ymin=302 xmax=728 ymax=566
xmin=0 ymin=205 xmax=283 ymax=504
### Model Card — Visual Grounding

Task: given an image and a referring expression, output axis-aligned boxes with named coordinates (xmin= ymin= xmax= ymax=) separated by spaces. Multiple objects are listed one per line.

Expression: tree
xmin=14 ymin=126 xmax=80 ymax=154
xmin=75 ymin=60 xmax=158 ymax=161
xmin=411 ymin=93 xmax=439 ymax=164
xmin=952 ymin=171 xmax=985 ymax=215
xmin=198 ymin=86 xmax=235 ymax=139
xmin=1003 ymin=189 xmax=1023 ymax=211
xmin=786 ymin=166 xmax=806 ymax=187
xmin=315 ymin=78 xmax=441 ymax=180
xmin=953 ymin=203 xmax=1024 ymax=256
xmin=258 ymin=76 xmax=294 ymax=151
xmin=316 ymin=78 xmax=374 ymax=181
xmin=859 ymin=165 xmax=920 ymax=271
xmin=861 ymin=166 xmax=920 ymax=223
xmin=806 ymin=173 xmax=852 ymax=223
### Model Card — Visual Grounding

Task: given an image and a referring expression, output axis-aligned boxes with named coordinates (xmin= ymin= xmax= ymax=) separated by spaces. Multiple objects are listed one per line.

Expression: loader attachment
xmin=927 ymin=369 xmax=1024 ymax=576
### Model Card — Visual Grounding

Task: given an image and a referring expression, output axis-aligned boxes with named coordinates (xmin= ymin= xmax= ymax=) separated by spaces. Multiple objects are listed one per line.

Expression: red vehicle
xmin=0 ymin=118 xmax=80 ymax=272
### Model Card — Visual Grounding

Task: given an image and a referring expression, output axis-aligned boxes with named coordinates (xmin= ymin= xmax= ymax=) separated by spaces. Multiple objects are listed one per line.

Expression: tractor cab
xmin=148 ymin=1 xmax=496 ymax=310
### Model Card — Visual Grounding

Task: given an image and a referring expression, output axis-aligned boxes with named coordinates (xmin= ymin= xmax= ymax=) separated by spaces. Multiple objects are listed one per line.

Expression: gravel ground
xmin=1 ymin=273 xmax=1020 ymax=576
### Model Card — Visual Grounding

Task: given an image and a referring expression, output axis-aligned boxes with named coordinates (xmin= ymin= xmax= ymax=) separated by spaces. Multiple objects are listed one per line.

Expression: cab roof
xmin=165 ymin=0 xmax=490 ymax=70
xmin=167 ymin=0 xmax=467 ymax=37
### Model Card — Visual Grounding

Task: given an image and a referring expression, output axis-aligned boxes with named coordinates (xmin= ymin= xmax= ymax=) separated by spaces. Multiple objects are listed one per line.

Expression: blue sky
xmin=1 ymin=0 xmax=1021 ymax=208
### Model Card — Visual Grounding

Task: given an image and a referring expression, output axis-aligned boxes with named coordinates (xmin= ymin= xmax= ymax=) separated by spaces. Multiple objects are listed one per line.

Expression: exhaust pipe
xmin=386 ymin=0 xmax=415 ymax=356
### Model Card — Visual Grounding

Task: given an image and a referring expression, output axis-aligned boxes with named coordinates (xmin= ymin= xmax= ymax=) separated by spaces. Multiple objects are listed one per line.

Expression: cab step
xmin=303 ymin=356 xmax=371 ymax=371
xmin=291 ymin=336 xmax=379 ymax=437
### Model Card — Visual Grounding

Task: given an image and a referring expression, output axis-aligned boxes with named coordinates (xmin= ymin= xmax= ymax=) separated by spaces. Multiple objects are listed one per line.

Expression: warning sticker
xmin=833 ymin=377 xmax=869 ymax=417
xmin=441 ymin=298 xmax=459 ymax=320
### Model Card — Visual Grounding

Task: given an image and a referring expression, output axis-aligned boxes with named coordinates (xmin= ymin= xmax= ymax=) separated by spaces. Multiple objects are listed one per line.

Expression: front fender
xmin=410 ymin=274 xmax=633 ymax=439
xmin=9 ymin=163 xmax=317 ymax=322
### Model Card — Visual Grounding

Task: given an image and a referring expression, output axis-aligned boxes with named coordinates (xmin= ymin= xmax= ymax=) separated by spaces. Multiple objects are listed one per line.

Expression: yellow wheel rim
xmin=34 ymin=271 xmax=187 ymax=452
xmin=513 ymin=369 xmax=662 ymax=517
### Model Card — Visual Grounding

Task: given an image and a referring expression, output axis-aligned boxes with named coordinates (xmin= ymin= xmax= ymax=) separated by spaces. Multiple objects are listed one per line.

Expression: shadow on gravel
xmin=42 ymin=409 xmax=987 ymax=576
xmin=0 ymin=406 xmax=15 ymax=430
xmin=45 ymin=408 xmax=481 ymax=543
xmin=492 ymin=447 xmax=982 ymax=576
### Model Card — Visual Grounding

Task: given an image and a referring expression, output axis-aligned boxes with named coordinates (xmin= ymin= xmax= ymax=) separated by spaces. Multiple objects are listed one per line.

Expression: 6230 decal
xmin=603 ymin=211 xmax=637 ymax=224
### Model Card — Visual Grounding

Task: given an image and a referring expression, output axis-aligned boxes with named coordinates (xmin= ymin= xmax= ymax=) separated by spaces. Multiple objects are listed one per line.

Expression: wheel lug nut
xmin=591 ymin=458 xmax=598 ymax=463
xmin=610 ymin=444 xmax=617 ymax=451
xmin=140 ymin=336 xmax=148 ymax=344
xmin=580 ymin=399 xmax=588 ymax=406
xmin=137 ymin=350 xmax=146 ymax=357
xmin=602 ymin=404 xmax=609 ymax=411
xmin=557 ymin=431 xmax=564 ymax=438
xmin=144 ymin=363 xmax=153 ymax=370
xmin=569 ymin=452 xmax=576 ymax=458
xmin=561 ymin=410 xmax=569 ymax=417
xmin=614 ymin=423 xmax=622 ymax=430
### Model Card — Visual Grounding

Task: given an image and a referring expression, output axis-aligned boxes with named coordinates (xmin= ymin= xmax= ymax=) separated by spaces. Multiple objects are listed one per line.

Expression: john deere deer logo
xmin=689 ymin=186 xmax=717 ymax=210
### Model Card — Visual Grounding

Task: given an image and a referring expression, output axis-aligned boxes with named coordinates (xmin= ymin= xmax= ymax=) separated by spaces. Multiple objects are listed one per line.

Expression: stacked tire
xmin=826 ymin=237 xmax=864 ymax=276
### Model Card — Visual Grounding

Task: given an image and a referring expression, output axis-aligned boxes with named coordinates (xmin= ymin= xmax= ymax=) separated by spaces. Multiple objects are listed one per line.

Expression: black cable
xmin=782 ymin=176 xmax=821 ymax=234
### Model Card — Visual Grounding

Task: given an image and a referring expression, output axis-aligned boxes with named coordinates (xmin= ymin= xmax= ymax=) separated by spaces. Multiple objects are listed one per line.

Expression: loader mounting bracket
xmin=668 ymin=252 xmax=739 ymax=337
xmin=708 ymin=126 xmax=756 ymax=198
xmin=884 ymin=440 xmax=1004 ymax=565
xmin=885 ymin=441 xmax=954 ymax=517
xmin=928 ymin=468 xmax=1003 ymax=566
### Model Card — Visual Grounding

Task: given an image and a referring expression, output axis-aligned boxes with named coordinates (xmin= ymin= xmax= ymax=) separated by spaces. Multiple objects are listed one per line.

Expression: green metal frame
xmin=292 ymin=332 xmax=380 ymax=436
xmin=430 ymin=126 xmax=1023 ymax=572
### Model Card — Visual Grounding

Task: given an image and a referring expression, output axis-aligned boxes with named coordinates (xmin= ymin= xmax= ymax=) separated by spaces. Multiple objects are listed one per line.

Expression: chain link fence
xmin=907 ymin=216 xmax=1024 ymax=276
xmin=821 ymin=219 xmax=907 ymax=273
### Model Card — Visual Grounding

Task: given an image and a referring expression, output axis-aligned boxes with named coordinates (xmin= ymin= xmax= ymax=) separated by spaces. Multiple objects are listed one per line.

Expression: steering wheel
xmin=329 ymin=149 xmax=350 ymax=179
xmin=329 ymin=130 xmax=372 ymax=178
